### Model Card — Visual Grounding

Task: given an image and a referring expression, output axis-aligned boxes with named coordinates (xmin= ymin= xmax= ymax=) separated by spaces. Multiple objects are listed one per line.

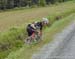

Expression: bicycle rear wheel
xmin=25 ymin=37 xmax=32 ymax=44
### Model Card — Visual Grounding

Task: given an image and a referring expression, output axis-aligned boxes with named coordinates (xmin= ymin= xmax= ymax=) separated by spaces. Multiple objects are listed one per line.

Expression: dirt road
xmin=32 ymin=20 xmax=75 ymax=59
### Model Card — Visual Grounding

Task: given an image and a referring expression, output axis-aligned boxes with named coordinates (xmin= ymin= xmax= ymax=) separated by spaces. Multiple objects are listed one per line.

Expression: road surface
xmin=32 ymin=21 xmax=75 ymax=59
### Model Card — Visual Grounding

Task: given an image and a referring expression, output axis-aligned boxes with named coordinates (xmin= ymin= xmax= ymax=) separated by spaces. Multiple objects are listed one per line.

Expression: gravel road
xmin=32 ymin=21 xmax=75 ymax=59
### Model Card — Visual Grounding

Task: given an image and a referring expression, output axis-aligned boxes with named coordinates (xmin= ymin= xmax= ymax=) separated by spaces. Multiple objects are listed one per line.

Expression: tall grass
xmin=0 ymin=1 xmax=75 ymax=31
xmin=0 ymin=1 xmax=75 ymax=59
xmin=0 ymin=27 xmax=25 ymax=59
xmin=0 ymin=9 xmax=75 ymax=59
xmin=5 ymin=14 xmax=75 ymax=59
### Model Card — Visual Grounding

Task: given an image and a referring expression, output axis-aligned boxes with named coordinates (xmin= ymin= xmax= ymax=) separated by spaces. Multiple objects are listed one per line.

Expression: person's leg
xmin=40 ymin=30 xmax=42 ymax=36
xmin=31 ymin=32 xmax=35 ymax=39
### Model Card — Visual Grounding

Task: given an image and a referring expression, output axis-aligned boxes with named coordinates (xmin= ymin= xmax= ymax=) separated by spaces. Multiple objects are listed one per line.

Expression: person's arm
xmin=31 ymin=27 xmax=36 ymax=32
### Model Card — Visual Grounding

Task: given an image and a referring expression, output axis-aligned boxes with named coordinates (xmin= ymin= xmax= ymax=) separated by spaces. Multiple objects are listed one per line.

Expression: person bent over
xmin=34 ymin=21 xmax=43 ymax=36
xmin=26 ymin=24 xmax=36 ymax=39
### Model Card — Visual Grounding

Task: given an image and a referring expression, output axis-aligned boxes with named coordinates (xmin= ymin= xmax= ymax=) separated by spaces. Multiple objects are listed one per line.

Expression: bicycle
xmin=25 ymin=29 xmax=41 ymax=44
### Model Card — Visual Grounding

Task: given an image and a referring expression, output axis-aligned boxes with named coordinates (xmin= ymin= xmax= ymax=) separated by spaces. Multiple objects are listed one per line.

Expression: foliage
xmin=5 ymin=14 xmax=75 ymax=59
xmin=0 ymin=1 xmax=75 ymax=59
xmin=0 ymin=0 xmax=74 ymax=10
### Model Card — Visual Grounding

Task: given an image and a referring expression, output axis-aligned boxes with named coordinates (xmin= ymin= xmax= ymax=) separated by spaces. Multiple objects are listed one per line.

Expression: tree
xmin=0 ymin=0 xmax=74 ymax=10
xmin=39 ymin=0 xmax=46 ymax=6
xmin=7 ymin=0 xmax=14 ymax=9
xmin=0 ymin=0 xmax=8 ymax=9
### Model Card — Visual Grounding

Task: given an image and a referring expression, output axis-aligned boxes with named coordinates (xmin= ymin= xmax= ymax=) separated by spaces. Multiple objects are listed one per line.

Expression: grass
xmin=5 ymin=14 xmax=75 ymax=59
xmin=0 ymin=1 xmax=75 ymax=59
xmin=0 ymin=1 xmax=75 ymax=31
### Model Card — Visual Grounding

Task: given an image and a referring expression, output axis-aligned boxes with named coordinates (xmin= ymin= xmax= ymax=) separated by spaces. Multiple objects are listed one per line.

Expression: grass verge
xmin=0 ymin=9 xmax=75 ymax=59
xmin=0 ymin=1 xmax=75 ymax=31
xmin=5 ymin=14 xmax=75 ymax=59
xmin=0 ymin=1 xmax=75 ymax=59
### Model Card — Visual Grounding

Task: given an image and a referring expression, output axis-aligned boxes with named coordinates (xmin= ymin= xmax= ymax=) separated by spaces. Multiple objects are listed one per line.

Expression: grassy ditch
xmin=0 ymin=1 xmax=75 ymax=59
xmin=0 ymin=1 xmax=75 ymax=31
xmin=0 ymin=12 xmax=74 ymax=59
xmin=5 ymin=14 xmax=75 ymax=59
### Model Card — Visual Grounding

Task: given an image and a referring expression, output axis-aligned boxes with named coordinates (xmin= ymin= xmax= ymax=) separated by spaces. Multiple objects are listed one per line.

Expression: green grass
xmin=0 ymin=1 xmax=75 ymax=59
xmin=5 ymin=14 xmax=75 ymax=59
xmin=0 ymin=1 xmax=75 ymax=31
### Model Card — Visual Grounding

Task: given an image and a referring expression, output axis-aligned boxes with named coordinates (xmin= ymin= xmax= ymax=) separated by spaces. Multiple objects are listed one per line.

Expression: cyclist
xmin=26 ymin=23 xmax=36 ymax=39
xmin=34 ymin=21 xmax=43 ymax=36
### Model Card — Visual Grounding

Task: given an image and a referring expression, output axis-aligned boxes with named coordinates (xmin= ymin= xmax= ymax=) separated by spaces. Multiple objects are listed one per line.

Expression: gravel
xmin=32 ymin=21 xmax=75 ymax=59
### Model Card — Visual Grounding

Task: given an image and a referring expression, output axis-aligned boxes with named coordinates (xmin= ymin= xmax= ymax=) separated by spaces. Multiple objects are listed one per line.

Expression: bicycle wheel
xmin=34 ymin=32 xmax=41 ymax=42
xmin=25 ymin=37 xmax=32 ymax=44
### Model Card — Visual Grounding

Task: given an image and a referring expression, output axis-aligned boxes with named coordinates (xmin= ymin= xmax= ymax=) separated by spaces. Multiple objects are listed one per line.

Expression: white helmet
xmin=42 ymin=17 xmax=49 ymax=24
xmin=34 ymin=21 xmax=38 ymax=24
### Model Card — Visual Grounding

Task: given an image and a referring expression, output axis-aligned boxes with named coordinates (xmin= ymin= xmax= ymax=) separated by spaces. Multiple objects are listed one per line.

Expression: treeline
xmin=0 ymin=0 xmax=73 ymax=10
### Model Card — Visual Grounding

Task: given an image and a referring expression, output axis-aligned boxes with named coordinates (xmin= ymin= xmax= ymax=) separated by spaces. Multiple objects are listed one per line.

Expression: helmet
xmin=34 ymin=21 xmax=38 ymax=24
xmin=42 ymin=17 xmax=49 ymax=24
xmin=42 ymin=18 xmax=48 ymax=21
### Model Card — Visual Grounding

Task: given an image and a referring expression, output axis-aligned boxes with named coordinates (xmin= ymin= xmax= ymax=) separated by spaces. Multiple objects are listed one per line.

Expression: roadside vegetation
xmin=0 ymin=0 xmax=73 ymax=10
xmin=0 ymin=1 xmax=75 ymax=59
xmin=5 ymin=14 xmax=75 ymax=59
xmin=0 ymin=1 xmax=75 ymax=31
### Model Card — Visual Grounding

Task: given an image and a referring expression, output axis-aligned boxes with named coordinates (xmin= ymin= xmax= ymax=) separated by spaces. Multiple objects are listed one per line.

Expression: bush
xmin=39 ymin=0 xmax=46 ymax=6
